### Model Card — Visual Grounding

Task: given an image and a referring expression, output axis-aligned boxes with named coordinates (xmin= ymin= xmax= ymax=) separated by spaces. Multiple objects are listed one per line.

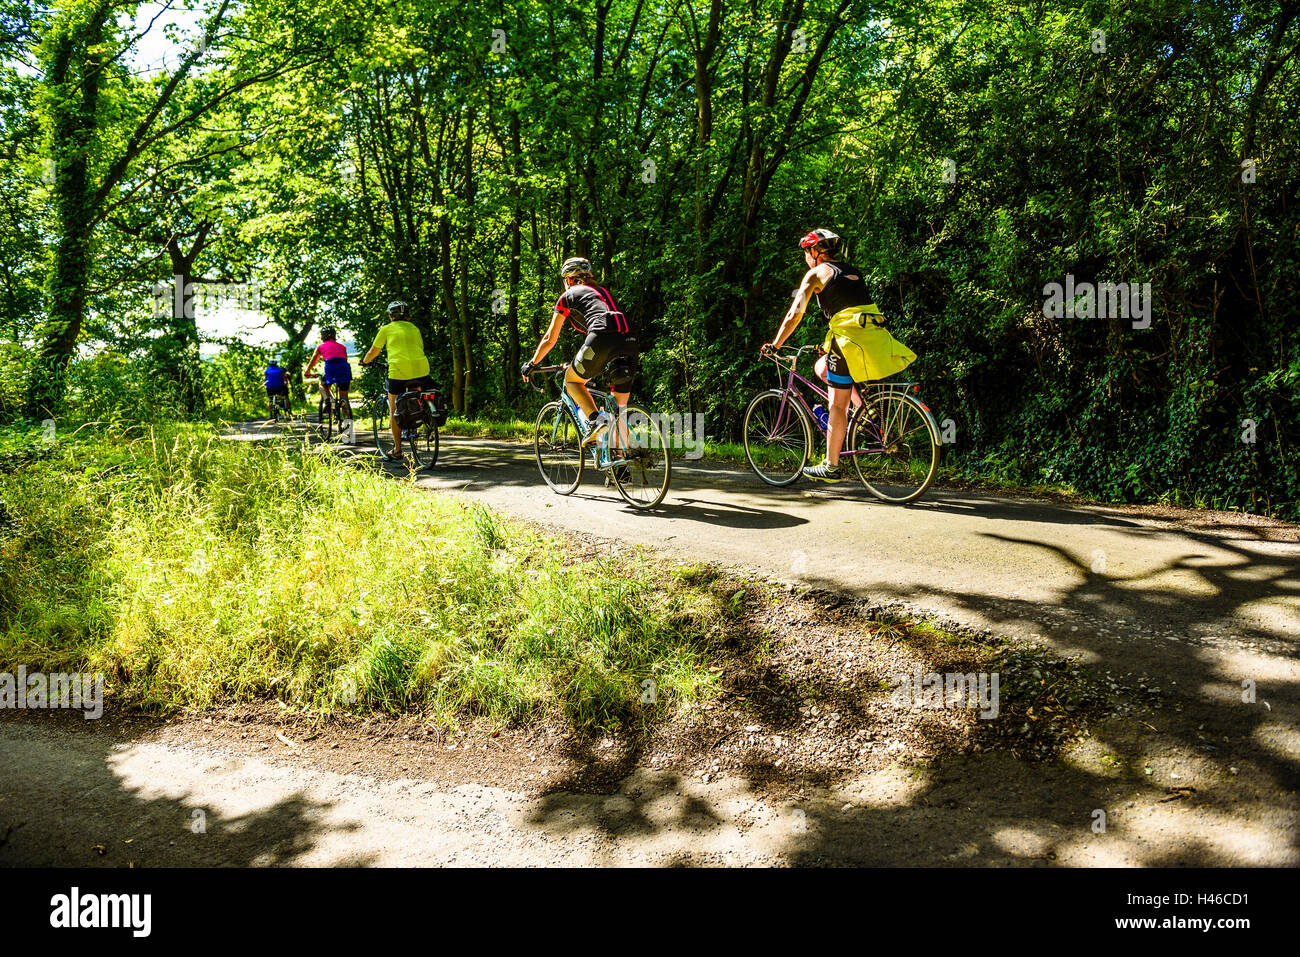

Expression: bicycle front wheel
xmin=848 ymin=391 xmax=940 ymax=503
xmin=534 ymin=401 xmax=583 ymax=494
xmin=742 ymin=389 xmax=812 ymax=486
xmin=610 ymin=406 xmax=670 ymax=509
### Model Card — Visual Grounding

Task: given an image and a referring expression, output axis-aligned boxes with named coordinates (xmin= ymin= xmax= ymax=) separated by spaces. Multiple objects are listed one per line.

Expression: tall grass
xmin=0 ymin=423 xmax=721 ymax=731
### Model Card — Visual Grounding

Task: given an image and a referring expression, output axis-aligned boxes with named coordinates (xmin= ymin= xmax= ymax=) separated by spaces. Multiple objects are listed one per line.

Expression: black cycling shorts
xmin=387 ymin=375 xmax=434 ymax=395
xmin=266 ymin=385 xmax=289 ymax=397
xmin=571 ymin=332 xmax=638 ymax=386
xmin=824 ymin=341 xmax=856 ymax=388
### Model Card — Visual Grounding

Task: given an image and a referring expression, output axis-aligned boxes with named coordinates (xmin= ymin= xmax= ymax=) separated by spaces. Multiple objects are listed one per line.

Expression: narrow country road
xmin=405 ymin=436 xmax=1300 ymax=660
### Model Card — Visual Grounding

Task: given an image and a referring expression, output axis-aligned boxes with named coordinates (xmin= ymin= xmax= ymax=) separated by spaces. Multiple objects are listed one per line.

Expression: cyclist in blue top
xmin=265 ymin=360 xmax=290 ymax=419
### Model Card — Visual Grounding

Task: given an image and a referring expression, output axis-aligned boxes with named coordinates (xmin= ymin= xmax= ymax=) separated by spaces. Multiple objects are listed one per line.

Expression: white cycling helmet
xmin=560 ymin=257 xmax=592 ymax=278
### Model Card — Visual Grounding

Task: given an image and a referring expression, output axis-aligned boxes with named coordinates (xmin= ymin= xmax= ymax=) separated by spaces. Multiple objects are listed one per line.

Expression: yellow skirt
xmin=821 ymin=304 xmax=916 ymax=382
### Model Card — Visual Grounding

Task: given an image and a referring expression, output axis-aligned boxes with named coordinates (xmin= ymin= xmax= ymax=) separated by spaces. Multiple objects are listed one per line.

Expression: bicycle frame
xmin=765 ymin=348 xmax=923 ymax=458
xmin=536 ymin=366 xmax=634 ymax=470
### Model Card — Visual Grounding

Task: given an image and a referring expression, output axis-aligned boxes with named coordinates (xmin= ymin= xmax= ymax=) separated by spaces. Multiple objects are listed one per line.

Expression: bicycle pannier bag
xmin=394 ymin=391 xmax=423 ymax=431
xmin=428 ymin=390 xmax=448 ymax=427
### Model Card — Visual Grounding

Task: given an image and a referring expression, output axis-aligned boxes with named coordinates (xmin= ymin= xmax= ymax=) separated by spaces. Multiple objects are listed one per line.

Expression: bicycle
xmin=361 ymin=359 xmax=441 ymax=470
xmin=743 ymin=344 xmax=941 ymax=503
xmin=268 ymin=391 xmax=292 ymax=424
xmin=305 ymin=373 xmax=349 ymax=442
xmin=527 ymin=363 xmax=671 ymax=509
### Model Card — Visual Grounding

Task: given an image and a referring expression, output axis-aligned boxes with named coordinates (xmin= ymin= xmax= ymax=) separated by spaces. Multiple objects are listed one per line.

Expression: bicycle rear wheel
xmin=332 ymin=400 xmax=347 ymax=442
xmin=534 ymin=401 xmax=583 ymax=494
xmin=742 ymin=389 xmax=812 ymax=486
xmin=337 ymin=398 xmax=355 ymax=444
xmin=405 ymin=420 xmax=438 ymax=470
xmin=610 ymin=406 xmax=670 ymax=509
xmin=848 ymin=391 xmax=940 ymax=503
xmin=323 ymin=397 xmax=337 ymax=441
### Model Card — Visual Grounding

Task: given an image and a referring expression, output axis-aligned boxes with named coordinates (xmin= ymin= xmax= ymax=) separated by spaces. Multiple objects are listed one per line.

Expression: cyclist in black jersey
xmin=762 ymin=228 xmax=877 ymax=483
xmin=522 ymin=257 xmax=638 ymax=448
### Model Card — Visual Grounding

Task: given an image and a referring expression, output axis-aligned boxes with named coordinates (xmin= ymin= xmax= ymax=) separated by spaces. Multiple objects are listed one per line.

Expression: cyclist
xmin=521 ymin=257 xmax=637 ymax=453
xmin=264 ymin=358 xmax=291 ymax=420
xmin=360 ymin=300 xmax=433 ymax=463
xmin=303 ymin=326 xmax=353 ymax=434
xmin=761 ymin=228 xmax=914 ymax=483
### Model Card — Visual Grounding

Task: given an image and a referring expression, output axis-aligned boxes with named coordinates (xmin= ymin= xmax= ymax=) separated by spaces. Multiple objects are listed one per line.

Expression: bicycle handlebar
xmin=762 ymin=343 xmax=818 ymax=367
xmin=524 ymin=363 xmax=568 ymax=394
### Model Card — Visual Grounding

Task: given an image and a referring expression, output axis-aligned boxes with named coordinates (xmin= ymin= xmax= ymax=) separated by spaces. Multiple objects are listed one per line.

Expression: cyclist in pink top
xmin=304 ymin=327 xmax=353 ymax=423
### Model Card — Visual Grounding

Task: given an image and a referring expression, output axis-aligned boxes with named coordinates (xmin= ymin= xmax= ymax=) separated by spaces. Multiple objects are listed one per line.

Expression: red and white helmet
xmin=798 ymin=228 xmax=841 ymax=254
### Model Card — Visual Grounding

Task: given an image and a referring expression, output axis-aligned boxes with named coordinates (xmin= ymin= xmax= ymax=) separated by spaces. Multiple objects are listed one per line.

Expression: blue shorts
xmin=322 ymin=357 xmax=352 ymax=386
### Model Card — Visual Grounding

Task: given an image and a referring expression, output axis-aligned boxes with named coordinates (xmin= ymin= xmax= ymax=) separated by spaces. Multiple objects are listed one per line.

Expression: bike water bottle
xmin=812 ymin=404 xmax=829 ymax=430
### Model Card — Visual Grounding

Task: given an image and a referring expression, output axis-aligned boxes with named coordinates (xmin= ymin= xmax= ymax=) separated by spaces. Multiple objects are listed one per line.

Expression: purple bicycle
xmin=742 ymin=344 xmax=941 ymax=503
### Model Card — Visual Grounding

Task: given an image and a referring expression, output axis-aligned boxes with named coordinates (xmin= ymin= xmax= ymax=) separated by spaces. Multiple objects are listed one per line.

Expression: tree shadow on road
xmin=0 ymin=713 xmax=371 ymax=867
xmin=519 ymin=537 xmax=1299 ymax=866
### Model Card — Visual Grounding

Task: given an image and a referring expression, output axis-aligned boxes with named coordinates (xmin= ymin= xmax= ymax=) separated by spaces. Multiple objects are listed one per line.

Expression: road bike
xmin=743 ymin=344 xmax=941 ymax=503
xmin=527 ymin=363 xmax=671 ymax=509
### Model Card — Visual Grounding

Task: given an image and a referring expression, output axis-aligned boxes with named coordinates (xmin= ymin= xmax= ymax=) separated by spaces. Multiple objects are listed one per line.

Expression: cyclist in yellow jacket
xmin=360 ymin=301 xmax=433 ymax=463
xmin=762 ymin=229 xmax=915 ymax=482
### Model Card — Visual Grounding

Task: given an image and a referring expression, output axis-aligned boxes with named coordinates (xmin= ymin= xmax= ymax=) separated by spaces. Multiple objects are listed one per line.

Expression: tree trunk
xmin=26 ymin=9 xmax=110 ymax=418
xmin=163 ymin=224 xmax=214 ymax=414
xmin=505 ymin=111 xmax=523 ymax=394
xmin=439 ymin=215 xmax=465 ymax=412
xmin=531 ymin=208 xmax=545 ymax=340
xmin=459 ymin=104 xmax=477 ymax=413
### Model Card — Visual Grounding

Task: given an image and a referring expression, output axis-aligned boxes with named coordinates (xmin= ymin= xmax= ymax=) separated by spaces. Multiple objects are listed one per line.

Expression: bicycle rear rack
xmin=867 ymin=380 xmax=922 ymax=396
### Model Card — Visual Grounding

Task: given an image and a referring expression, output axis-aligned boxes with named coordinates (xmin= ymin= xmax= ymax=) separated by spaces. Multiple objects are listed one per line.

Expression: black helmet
xmin=387 ymin=300 xmax=409 ymax=320
xmin=320 ymin=326 xmax=337 ymax=341
xmin=798 ymin=228 xmax=841 ymax=255
xmin=560 ymin=257 xmax=592 ymax=278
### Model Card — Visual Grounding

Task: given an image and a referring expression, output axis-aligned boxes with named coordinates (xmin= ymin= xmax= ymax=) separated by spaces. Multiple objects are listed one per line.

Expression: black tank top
xmin=815 ymin=261 xmax=873 ymax=320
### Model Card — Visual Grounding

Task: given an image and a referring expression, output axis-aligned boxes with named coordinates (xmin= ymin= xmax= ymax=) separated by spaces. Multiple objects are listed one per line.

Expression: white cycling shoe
xmin=582 ymin=411 xmax=613 ymax=447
